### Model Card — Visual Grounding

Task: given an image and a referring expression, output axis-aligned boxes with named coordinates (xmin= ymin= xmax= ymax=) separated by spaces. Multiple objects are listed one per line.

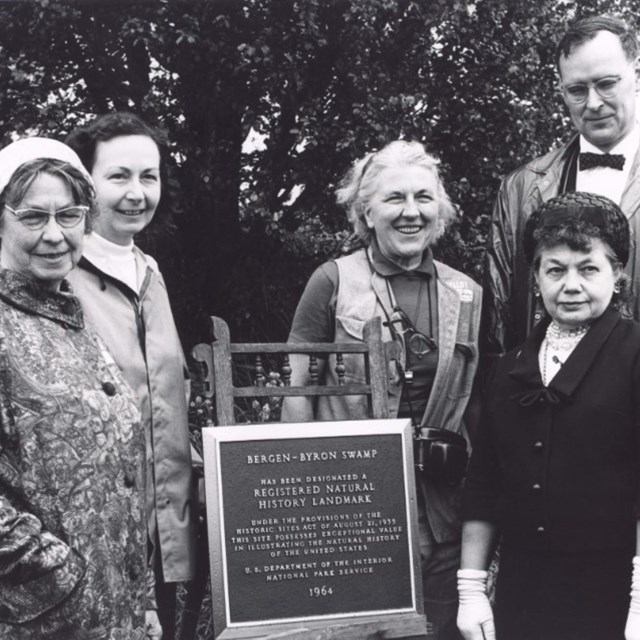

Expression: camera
xmin=414 ymin=426 xmax=468 ymax=485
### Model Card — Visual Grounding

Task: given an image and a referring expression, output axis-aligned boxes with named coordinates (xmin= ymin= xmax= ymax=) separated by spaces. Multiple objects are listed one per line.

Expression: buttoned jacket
xmin=318 ymin=249 xmax=482 ymax=542
xmin=463 ymin=309 xmax=640 ymax=552
xmin=0 ymin=269 xmax=148 ymax=638
xmin=483 ymin=135 xmax=640 ymax=359
xmin=67 ymin=247 xmax=196 ymax=583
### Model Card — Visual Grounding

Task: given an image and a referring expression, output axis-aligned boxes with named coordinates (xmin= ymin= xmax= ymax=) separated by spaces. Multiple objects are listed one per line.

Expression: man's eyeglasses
xmin=562 ymin=75 xmax=623 ymax=105
xmin=5 ymin=205 xmax=89 ymax=230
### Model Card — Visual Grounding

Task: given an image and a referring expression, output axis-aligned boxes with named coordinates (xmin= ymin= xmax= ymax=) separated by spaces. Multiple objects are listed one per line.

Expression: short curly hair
xmin=523 ymin=191 xmax=630 ymax=268
xmin=335 ymin=140 xmax=457 ymax=246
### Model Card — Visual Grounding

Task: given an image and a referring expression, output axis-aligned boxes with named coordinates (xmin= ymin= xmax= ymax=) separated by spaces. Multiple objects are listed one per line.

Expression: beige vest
xmin=317 ymin=248 xmax=482 ymax=541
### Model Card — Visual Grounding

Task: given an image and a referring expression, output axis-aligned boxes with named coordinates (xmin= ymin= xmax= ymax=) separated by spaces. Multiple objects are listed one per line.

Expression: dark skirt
xmin=494 ymin=543 xmax=633 ymax=640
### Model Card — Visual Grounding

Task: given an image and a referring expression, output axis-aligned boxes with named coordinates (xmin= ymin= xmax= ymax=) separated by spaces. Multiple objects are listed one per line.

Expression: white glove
xmin=457 ymin=568 xmax=496 ymax=640
xmin=626 ymin=556 xmax=640 ymax=640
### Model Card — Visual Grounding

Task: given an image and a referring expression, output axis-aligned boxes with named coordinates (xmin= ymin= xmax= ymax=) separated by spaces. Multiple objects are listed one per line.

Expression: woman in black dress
xmin=458 ymin=192 xmax=640 ymax=640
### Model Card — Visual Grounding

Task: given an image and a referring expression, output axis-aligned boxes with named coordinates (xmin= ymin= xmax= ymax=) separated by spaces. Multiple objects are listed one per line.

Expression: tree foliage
xmin=0 ymin=0 xmax=636 ymax=348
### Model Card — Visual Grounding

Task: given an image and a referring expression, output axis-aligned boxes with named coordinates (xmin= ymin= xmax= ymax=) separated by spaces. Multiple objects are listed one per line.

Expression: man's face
xmin=559 ymin=30 xmax=639 ymax=152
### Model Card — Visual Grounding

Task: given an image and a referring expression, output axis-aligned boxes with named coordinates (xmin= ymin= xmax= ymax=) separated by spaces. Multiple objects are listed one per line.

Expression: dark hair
xmin=65 ymin=112 xmax=177 ymax=237
xmin=0 ymin=158 xmax=96 ymax=232
xmin=529 ymin=227 xmax=631 ymax=312
xmin=557 ymin=15 xmax=639 ymax=65
xmin=524 ymin=191 xmax=631 ymax=312
xmin=530 ymin=225 xmax=619 ymax=270
xmin=523 ymin=191 xmax=630 ymax=267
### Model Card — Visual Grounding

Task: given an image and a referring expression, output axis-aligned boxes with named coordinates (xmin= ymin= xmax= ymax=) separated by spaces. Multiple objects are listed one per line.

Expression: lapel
xmin=0 ymin=268 xmax=84 ymax=330
xmin=423 ymin=270 xmax=460 ymax=418
xmin=134 ymin=248 xmax=153 ymax=301
xmin=509 ymin=308 xmax=620 ymax=399
xmin=531 ymin=137 xmax=577 ymax=204
xmin=368 ymin=247 xmax=397 ymax=346
xmin=508 ymin=318 xmax=546 ymax=388
xmin=620 ymin=143 xmax=640 ymax=221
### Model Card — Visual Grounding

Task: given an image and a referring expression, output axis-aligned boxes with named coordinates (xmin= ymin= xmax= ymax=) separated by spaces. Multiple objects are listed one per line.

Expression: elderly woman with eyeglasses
xmin=458 ymin=192 xmax=640 ymax=640
xmin=282 ymin=139 xmax=482 ymax=640
xmin=0 ymin=137 xmax=153 ymax=638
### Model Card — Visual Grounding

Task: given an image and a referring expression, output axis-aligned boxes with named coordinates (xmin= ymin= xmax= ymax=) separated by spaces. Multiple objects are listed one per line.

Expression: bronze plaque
xmin=203 ymin=419 xmax=424 ymax=639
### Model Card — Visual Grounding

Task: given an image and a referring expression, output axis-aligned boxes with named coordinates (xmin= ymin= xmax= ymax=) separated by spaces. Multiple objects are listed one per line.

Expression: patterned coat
xmin=0 ymin=269 xmax=149 ymax=639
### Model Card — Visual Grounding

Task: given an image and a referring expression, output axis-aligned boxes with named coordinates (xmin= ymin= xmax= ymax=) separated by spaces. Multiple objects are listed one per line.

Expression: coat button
xmin=102 ymin=381 xmax=117 ymax=396
xmin=129 ymin=564 xmax=141 ymax=580
xmin=532 ymin=483 xmax=542 ymax=491
xmin=534 ymin=313 xmax=542 ymax=321
xmin=533 ymin=441 xmax=544 ymax=451
xmin=124 ymin=472 xmax=135 ymax=488
xmin=61 ymin=299 xmax=76 ymax=315
xmin=536 ymin=526 xmax=545 ymax=534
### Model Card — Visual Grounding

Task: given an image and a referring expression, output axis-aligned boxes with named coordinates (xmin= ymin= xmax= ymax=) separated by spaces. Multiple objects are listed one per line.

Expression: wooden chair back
xmin=191 ymin=315 xmax=390 ymax=425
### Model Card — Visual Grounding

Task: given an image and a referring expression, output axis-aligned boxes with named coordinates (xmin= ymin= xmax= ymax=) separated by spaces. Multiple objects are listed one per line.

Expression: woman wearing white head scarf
xmin=0 ymin=137 xmax=156 ymax=639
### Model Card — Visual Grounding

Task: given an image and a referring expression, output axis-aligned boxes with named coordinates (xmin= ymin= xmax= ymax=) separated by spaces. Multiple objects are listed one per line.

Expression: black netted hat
xmin=523 ymin=191 xmax=630 ymax=267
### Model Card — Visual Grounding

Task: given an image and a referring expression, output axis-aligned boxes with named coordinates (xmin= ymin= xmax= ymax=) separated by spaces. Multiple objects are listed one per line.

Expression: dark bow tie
xmin=579 ymin=151 xmax=625 ymax=171
xmin=510 ymin=387 xmax=563 ymax=407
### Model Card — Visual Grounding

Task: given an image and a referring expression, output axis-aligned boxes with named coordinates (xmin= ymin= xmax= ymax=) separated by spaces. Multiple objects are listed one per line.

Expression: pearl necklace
xmin=540 ymin=322 xmax=589 ymax=385
xmin=546 ymin=321 xmax=589 ymax=348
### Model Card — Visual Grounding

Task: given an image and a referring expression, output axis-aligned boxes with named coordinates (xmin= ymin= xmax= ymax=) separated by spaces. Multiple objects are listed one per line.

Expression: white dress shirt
xmin=577 ymin=124 xmax=640 ymax=207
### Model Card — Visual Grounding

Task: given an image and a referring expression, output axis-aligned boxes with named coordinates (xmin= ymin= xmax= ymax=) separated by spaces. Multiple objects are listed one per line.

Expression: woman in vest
xmin=282 ymin=139 xmax=482 ymax=640
xmin=65 ymin=113 xmax=196 ymax=639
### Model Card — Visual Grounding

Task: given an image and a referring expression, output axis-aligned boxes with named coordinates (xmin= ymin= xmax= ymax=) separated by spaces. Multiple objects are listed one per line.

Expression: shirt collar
xmin=83 ymin=231 xmax=135 ymax=264
xmin=580 ymin=122 xmax=640 ymax=159
xmin=369 ymin=238 xmax=435 ymax=277
xmin=81 ymin=232 xmax=139 ymax=291
xmin=509 ymin=307 xmax=620 ymax=399
xmin=0 ymin=268 xmax=84 ymax=329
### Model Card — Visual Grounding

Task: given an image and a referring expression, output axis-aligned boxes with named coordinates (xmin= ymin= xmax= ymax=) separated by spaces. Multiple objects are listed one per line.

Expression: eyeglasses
xmin=562 ymin=75 xmax=623 ymax=104
xmin=5 ymin=205 xmax=89 ymax=230
xmin=388 ymin=306 xmax=437 ymax=358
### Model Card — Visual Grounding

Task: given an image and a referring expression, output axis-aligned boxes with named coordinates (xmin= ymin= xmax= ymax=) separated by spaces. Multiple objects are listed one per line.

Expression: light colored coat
xmin=67 ymin=244 xmax=196 ymax=583
xmin=318 ymin=249 xmax=482 ymax=542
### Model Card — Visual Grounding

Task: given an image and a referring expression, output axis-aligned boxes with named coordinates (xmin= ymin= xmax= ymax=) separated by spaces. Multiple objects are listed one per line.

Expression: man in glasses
xmin=482 ymin=15 xmax=640 ymax=365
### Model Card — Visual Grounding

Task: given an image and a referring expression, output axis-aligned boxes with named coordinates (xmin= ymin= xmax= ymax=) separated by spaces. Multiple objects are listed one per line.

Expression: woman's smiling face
xmin=90 ymin=135 xmax=161 ymax=246
xmin=364 ymin=165 xmax=441 ymax=270
xmin=0 ymin=173 xmax=85 ymax=290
